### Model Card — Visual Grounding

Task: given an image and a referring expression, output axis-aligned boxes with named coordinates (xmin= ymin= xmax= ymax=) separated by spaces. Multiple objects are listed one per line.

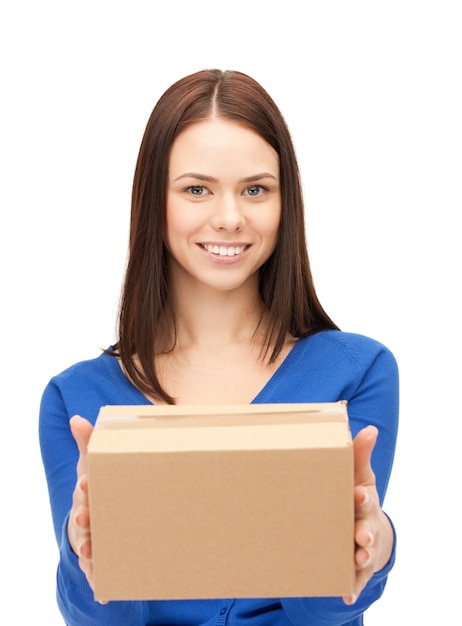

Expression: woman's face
xmin=165 ymin=118 xmax=281 ymax=295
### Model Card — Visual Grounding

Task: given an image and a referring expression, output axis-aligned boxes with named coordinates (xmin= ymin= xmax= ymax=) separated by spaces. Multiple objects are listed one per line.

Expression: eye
xmin=187 ymin=185 xmax=209 ymax=196
xmin=245 ymin=185 xmax=267 ymax=197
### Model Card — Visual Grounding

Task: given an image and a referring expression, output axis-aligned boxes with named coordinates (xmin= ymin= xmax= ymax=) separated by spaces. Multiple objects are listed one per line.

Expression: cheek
xmin=164 ymin=205 xmax=188 ymax=247
xmin=262 ymin=205 xmax=281 ymax=244
xmin=163 ymin=221 xmax=183 ymax=259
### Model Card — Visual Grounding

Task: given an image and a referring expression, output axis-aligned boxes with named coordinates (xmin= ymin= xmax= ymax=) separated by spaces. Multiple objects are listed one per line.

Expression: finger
xmin=78 ymin=550 xmax=94 ymax=583
xmin=74 ymin=502 xmax=90 ymax=530
xmin=353 ymin=485 xmax=374 ymax=523
xmin=353 ymin=425 xmax=378 ymax=487
xmin=70 ymin=415 xmax=94 ymax=453
xmin=342 ymin=531 xmax=375 ymax=605
xmin=342 ymin=564 xmax=373 ymax=606
xmin=69 ymin=497 xmax=92 ymax=559
xmin=354 ymin=515 xmax=374 ymax=549
xmin=70 ymin=415 xmax=94 ymax=476
xmin=78 ymin=533 xmax=93 ymax=559
xmin=70 ymin=479 xmax=90 ymax=538
xmin=72 ymin=475 xmax=89 ymax=510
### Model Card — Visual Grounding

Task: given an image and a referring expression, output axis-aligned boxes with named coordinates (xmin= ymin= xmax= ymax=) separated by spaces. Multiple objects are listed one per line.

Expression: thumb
xmin=353 ymin=425 xmax=378 ymax=487
xmin=70 ymin=415 xmax=94 ymax=477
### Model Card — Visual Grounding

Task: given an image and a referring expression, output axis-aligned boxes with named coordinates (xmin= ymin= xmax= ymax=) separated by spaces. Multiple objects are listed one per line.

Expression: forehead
xmin=169 ymin=118 xmax=279 ymax=175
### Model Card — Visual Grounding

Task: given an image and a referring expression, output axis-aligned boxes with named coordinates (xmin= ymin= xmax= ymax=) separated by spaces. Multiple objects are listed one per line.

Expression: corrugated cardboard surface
xmin=87 ymin=402 xmax=354 ymax=601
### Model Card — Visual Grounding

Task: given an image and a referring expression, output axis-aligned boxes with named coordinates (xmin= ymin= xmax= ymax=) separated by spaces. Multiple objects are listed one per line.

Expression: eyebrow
xmin=172 ymin=172 xmax=278 ymax=183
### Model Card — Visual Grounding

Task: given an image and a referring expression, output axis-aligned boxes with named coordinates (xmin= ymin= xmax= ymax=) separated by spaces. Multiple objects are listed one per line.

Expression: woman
xmin=39 ymin=69 xmax=399 ymax=626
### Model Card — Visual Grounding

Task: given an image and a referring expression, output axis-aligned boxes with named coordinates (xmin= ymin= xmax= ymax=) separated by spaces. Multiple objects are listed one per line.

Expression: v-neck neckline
xmin=105 ymin=336 xmax=308 ymax=405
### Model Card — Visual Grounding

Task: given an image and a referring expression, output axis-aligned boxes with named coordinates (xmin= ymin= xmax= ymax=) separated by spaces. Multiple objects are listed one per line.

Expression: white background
xmin=1 ymin=1 xmax=461 ymax=624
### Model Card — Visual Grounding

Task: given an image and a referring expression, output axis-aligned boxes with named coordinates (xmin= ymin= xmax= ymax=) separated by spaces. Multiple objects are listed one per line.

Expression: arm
xmin=282 ymin=340 xmax=399 ymax=625
xmin=39 ymin=380 xmax=146 ymax=626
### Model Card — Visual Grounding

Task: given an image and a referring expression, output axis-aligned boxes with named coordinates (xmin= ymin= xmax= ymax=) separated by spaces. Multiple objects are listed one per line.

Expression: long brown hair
xmin=112 ymin=69 xmax=338 ymax=403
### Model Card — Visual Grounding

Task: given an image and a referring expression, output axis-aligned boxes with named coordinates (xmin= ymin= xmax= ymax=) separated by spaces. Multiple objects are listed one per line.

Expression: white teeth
xmin=203 ymin=244 xmax=245 ymax=256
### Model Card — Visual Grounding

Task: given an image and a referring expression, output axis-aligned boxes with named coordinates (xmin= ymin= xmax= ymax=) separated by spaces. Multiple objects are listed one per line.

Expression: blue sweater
xmin=39 ymin=330 xmax=399 ymax=626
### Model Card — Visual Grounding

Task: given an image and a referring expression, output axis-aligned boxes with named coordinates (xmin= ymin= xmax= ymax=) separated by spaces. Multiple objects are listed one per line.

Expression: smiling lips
xmin=201 ymin=243 xmax=248 ymax=257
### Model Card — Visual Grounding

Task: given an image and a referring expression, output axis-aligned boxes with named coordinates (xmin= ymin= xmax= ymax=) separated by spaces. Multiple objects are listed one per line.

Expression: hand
xmin=343 ymin=426 xmax=394 ymax=606
xmin=68 ymin=415 xmax=97 ymax=592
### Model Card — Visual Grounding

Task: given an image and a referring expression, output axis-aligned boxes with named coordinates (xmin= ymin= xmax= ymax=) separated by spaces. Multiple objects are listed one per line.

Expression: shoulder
xmin=40 ymin=349 xmax=124 ymax=423
xmin=48 ymin=350 xmax=114 ymax=389
xmin=40 ymin=348 xmax=148 ymax=424
xmin=273 ymin=329 xmax=399 ymax=402
xmin=286 ymin=330 xmax=399 ymax=400
xmin=298 ymin=329 xmax=397 ymax=370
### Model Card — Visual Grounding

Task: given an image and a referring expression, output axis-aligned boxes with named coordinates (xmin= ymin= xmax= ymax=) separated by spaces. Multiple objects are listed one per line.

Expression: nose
xmin=210 ymin=194 xmax=246 ymax=232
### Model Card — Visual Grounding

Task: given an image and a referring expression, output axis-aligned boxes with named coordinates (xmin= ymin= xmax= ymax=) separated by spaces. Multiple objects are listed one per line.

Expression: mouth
xmin=200 ymin=243 xmax=249 ymax=257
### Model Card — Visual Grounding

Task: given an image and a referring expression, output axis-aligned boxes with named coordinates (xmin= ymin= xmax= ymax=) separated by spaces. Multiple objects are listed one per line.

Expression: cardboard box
xmin=87 ymin=402 xmax=354 ymax=602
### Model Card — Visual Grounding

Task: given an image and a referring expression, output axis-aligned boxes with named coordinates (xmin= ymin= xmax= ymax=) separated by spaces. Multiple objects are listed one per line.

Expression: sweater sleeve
xmin=39 ymin=377 xmax=147 ymax=626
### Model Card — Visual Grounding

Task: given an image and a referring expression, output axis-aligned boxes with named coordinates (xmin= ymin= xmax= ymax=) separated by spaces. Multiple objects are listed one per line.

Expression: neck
xmin=162 ymin=280 xmax=267 ymax=352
